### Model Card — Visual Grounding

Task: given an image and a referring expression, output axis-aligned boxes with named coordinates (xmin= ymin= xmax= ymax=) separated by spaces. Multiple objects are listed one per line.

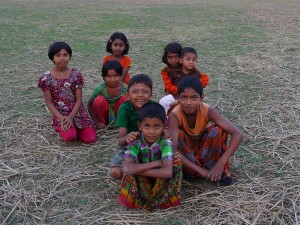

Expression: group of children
xmin=38 ymin=32 xmax=243 ymax=210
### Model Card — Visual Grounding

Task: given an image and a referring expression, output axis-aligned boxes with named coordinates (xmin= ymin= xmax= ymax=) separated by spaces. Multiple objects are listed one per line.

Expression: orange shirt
xmin=102 ymin=55 xmax=131 ymax=84
xmin=172 ymin=102 xmax=209 ymax=137
xmin=161 ymin=66 xmax=209 ymax=95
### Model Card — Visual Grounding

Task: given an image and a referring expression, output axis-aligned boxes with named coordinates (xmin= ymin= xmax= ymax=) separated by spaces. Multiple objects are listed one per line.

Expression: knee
xmin=59 ymin=127 xmax=77 ymax=142
xmin=79 ymin=128 xmax=97 ymax=144
xmin=110 ymin=167 xmax=123 ymax=180
xmin=92 ymin=96 xmax=107 ymax=109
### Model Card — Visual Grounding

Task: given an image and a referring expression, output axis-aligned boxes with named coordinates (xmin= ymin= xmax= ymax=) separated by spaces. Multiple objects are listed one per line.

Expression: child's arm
xmin=135 ymin=160 xmax=173 ymax=179
xmin=168 ymin=112 xmax=209 ymax=178
xmin=123 ymin=158 xmax=165 ymax=176
xmin=206 ymin=107 xmax=243 ymax=181
xmin=195 ymin=67 xmax=209 ymax=88
xmin=43 ymin=90 xmax=64 ymax=122
xmin=62 ymin=87 xmax=82 ymax=129
xmin=161 ymin=67 xmax=178 ymax=95
xmin=118 ymin=127 xmax=139 ymax=146
xmin=121 ymin=67 xmax=129 ymax=83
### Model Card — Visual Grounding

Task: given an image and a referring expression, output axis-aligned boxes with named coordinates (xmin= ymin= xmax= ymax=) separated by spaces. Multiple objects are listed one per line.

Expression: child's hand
xmin=96 ymin=122 xmax=106 ymax=129
xmin=126 ymin=132 xmax=140 ymax=144
xmin=61 ymin=116 xmax=73 ymax=131
xmin=162 ymin=128 xmax=170 ymax=139
xmin=207 ymin=162 xmax=224 ymax=182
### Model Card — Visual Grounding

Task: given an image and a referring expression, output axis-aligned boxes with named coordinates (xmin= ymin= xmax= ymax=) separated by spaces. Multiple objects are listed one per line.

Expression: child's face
xmin=180 ymin=53 xmax=197 ymax=71
xmin=103 ymin=69 xmax=121 ymax=88
xmin=167 ymin=52 xmax=180 ymax=68
xmin=138 ymin=117 xmax=164 ymax=146
xmin=127 ymin=83 xmax=152 ymax=110
xmin=178 ymin=87 xmax=203 ymax=115
xmin=111 ymin=38 xmax=126 ymax=56
xmin=53 ymin=49 xmax=70 ymax=67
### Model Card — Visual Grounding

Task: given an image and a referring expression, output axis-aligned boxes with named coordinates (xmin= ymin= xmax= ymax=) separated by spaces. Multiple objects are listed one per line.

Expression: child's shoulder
xmin=161 ymin=66 xmax=170 ymax=73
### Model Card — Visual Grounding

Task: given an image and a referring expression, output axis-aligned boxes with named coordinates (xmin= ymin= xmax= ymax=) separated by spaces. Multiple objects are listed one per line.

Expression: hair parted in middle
xmin=106 ymin=32 xmax=129 ymax=55
xmin=161 ymin=42 xmax=182 ymax=65
xmin=101 ymin=60 xmax=123 ymax=77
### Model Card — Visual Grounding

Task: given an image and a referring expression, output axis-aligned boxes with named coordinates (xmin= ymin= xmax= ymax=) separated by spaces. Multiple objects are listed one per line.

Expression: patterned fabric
xmin=125 ymin=136 xmax=173 ymax=162
xmin=178 ymin=124 xmax=229 ymax=178
xmin=161 ymin=66 xmax=209 ymax=95
xmin=118 ymin=152 xmax=183 ymax=209
xmin=102 ymin=55 xmax=131 ymax=84
xmin=89 ymin=82 xmax=127 ymax=124
xmin=38 ymin=68 xmax=95 ymax=131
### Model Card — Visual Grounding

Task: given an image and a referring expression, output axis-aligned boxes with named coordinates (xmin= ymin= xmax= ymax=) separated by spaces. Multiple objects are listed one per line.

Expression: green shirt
xmin=89 ymin=82 xmax=127 ymax=124
xmin=116 ymin=100 xmax=154 ymax=133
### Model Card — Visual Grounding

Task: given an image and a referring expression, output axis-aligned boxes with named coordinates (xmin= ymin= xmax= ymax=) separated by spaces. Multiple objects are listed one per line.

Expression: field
xmin=0 ymin=0 xmax=299 ymax=224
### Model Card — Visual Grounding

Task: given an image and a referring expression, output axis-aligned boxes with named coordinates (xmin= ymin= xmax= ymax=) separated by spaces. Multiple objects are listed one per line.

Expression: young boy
xmin=168 ymin=76 xmax=243 ymax=185
xmin=109 ymin=74 xmax=153 ymax=179
xmin=118 ymin=102 xmax=182 ymax=209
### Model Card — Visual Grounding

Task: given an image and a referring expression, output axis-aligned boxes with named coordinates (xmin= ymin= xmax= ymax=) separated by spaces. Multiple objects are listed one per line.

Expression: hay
xmin=1 ymin=0 xmax=300 ymax=224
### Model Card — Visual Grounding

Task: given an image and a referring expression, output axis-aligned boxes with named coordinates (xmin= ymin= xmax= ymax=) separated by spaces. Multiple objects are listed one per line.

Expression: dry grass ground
xmin=0 ymin=0 xmax=299 ymax=224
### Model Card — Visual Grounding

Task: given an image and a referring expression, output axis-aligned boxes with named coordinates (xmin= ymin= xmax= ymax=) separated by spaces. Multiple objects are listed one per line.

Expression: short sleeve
xmin=89 ymin=83 xmax=105 ymax=102
xmin=75 ymin=70 xmax=84 ymax=88
xmin=161 ymin=138 xmax=173 ymax=160
xmin=116 ymin=103 xmax=128 ymax=128
xmin=102 ymin=55 xmax=110 ymax=65
xmin=122 ymin=56 xmax=131 ymax=68
xmin=124 ymin=140 xmax=139 ymax=159
xmin=37 ymin=72 xmax=52 ymax=91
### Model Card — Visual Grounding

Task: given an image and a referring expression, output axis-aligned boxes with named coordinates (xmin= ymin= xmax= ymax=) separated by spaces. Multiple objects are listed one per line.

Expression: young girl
xmin=168 ymin=76 xmax=243 ymax=185
xmin=102 ymin=32 xmax=131 ymax=85
xmin=87 ymin=60 xmax=127 ymax=129
xmin=119 ymin=102 xmax=182 ymax=210
xmin=159 ymin=44 xmax=209 ymax=114
xmin=38 ymin=41 xmax=96 ymax=144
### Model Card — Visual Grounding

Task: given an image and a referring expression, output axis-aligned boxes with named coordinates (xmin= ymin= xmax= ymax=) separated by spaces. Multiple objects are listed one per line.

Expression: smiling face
xmin=178 ymin=87 xmax=203 ymax=115
xmin=180 ymin=52 xmax=197 ymax=72
xmin=127 ymin=83 xmax=152 ymax=110
xmin=103 ymin=69 xmax=121 ymax=88
xmin=52 ymin=49 xmax=70 ymax=68
xmin=111 ymin=38 xmax=126 ymax=56
xmin=138 ymin=117 xmax=164 ymax=146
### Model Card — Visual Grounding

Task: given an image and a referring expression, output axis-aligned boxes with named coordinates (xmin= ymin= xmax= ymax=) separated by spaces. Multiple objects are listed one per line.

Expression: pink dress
xmin=38 ymin=68 xmax=95 ymax=131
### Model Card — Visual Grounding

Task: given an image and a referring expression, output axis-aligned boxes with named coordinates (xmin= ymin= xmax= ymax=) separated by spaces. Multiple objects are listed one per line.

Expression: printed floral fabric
xmin=38 ymin=68 xmax=95 ymax=131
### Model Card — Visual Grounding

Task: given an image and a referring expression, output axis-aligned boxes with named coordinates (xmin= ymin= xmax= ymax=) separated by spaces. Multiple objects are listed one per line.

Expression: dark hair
xmin=138 ymin=102 xmax=166 ymax=124
xmin=101 ymin=60 xmax=123 ymax=77
xmin=48 ymin=41 xmax=72 ymax=61
xmin=180 ymin=47 xmax=197 ymax=58
xmin=106 ymin=32 xmax=129 ymax=55
xmin=162 ymin=42 xmax=182 ymax=65
xmin=178 ymin=76 xmax=203 ymax=96
xmin=127 ymin=74 xmax=153 ymax=92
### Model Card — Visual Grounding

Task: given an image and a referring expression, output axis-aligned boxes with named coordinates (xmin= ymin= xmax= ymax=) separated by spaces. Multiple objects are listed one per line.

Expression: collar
xmin=140 ymin=135 xmax=161 ymax=150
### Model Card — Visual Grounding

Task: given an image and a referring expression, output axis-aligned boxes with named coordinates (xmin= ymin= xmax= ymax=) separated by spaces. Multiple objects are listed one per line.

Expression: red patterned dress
xmin=38 ymin=68 xmax=95 ymax=131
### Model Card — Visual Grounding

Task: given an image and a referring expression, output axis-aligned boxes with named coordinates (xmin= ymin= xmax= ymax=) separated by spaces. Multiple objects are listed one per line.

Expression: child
xmin=38 ymin=41 xmax=96 ymax=144
xmin=87 ymin=60 xmax=127 ymax=129
xmin=118 ymin=102 xmax=182 ymax=210
xmin=168 ymin=76 xmax=243 ymax=185
xmin=109 ymin=74 xmax=154 ymax=180
xmin=102 ymin=32 xmax=131 ymax=85
xmin=159 ymin=45 xmax=209 ymax=114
